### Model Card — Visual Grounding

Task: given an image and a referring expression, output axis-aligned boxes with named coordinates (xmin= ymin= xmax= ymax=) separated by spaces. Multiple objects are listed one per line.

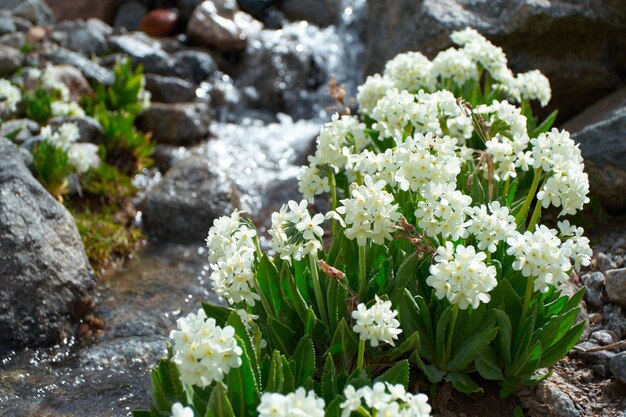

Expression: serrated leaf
xmin=449 ymin=326 xmax=498 ymax=371
xmin=537 ymin=321 xmax=585 ymax=368
xmin=475 ymin=347 xmax=504 ymax=380
xmin=268 ymin=318 xmax=298 ymax=355
xmin=391 ymin=251 xmax=421 ymax=301
xmin=447 ymin=372 xmax=482 ymax=394
xmin=327 ymin=319 xmax=358 ymax=371
xmin=292 ymin=336 xmax=315 ymax=387
xmin=374 ymin=360 xmax=409 ymax=387
xmin=207 ymin=383 xmax=235 ymax=417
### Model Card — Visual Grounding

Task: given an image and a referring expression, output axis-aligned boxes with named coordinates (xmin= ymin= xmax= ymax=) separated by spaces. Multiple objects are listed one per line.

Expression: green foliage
xmin=22 ymin=86 xmax=58 ymax=124
xmin=32 ymin=140 xmax=72 ymax=200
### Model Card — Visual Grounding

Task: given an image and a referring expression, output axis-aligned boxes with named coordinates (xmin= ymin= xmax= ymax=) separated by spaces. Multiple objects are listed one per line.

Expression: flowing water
xmin=0 ymin=1 xmax=367 ymax=415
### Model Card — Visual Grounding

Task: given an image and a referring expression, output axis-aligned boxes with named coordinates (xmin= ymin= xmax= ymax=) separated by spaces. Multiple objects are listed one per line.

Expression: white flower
xmin=450 ymin=27 xmax=486 ymax=47
xmin=350 ymin=148 xmax=396 ymax=187
xmin=257 ymin=388 xmax=325 ymax=417
xmin=427 ymin=243 xmax=497 ymax=309
xmin=558 ymin=220 xmax=592 ymax=271
xmin=414 ymin=182 xmax=472 ymax=241
xmin=41 ymin=122 xmax=80 ymax=152
xmin=206 ymin=211 xmax=260 ymax=306
xmin=431 ymin=48 xmax=478 ymax=86
xmin=51 ymin=101 xmax=86 ymax=117
xmin=352 ymin=295 xmax=402 ymax=347
xmin=169 ymin=309 xmax=243 ymax=387
xmin=334 ymin=176 xmax=401 ymax=246
xmin=415 ymin=90 xmax=473 ymax=142
xmin=340 ymin=383 xmax=431 ymax=417
xmin=0 ymin=79 xmax=21 ymax=113
xmin=269 ymin=199 xmax=325 ymax=261
xmin=41 ymin=64 xmax=70 ymax=101
xmin=506 ymin=225 xmax=572 ymax=293
xmin=371 ymin=88 xmax=420 ymax=140
xmin=311 ymin=113 xmax=368 ymax=172
xmin=67 ymin=143 xmax=100 ymax=174
xmin=171 ymin=403 xmax=194 ymax=417
xmin=516 ymin=70 xmax=551 ymax=107
xmin=357 ymin=74 xmax=397 ymax=115
xmin=383 ymin=51 xmax=434 ymax=92
xmin=466 ymin=202 xmax=516 ymax=253
xmin=298 ymin=164 xmax=330 ymax=203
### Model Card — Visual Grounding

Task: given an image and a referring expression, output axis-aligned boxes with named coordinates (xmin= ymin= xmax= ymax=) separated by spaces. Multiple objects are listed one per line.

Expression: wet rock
xmin=6 ymin=0 xmax=53 ymax=26
xmin=139 ymin=157 xmax=239 ymax=242
xmin=605 ymin=268 xmax=626 ymax=307
xmin=152 ymin=144 xmax=192 ymax=171
xmin=79 ymin=336 xmax=168 ymax=367
xmin=109 ymin=32 xmax=175 ymax=75
xmin=113 ymin=0 xmax=147 ymax=31
xmin=138 ymin=102 xmax=211 ymax=145
xmin=0 ymin=45 xmax=23 ymax=74
xmin=43 ymin=47 xmax=114 ymax=85
xmin=582 ymin=272 xmax=605 ymax=310
xmin=140 ymin=9 xmax=180 ymax=38
xmin=237 ymin=0 xmax=273 ymax=21
xmin=44 ymin=0 xmax=118 ymax=24
xmin=0 ymin=11 xmax=16 ymax=35
xmin=590 ymin=330 xmax=617 ymax=346
xmin=281 ymin=0 xmax=339 ymax=27
xmin=570 ymin=341 xmax=616 ymax=379
xmin=0 ymin=118 xmax=39 ymax=144
xmin=365 ymin=0 xmax=626 ymax=121
xmin=602 ymin=303 xmax=626 ymax=339
xmin=145 ymin=73 xmax=196 ymax=103
xmin=43 ymin=64 xmax=94 ymax=102
xmin=49 ymin=116 xmax=104 ymax=144
xmin=172 ymin=49 xmax=217 ymax=83
xmin=187 ymin=0 xmax=262 ymax=52
xmin=595 ymin=252 xmax=617 ymax=272
xmin=0 ymin=138 xmax=96 ymax=347
xmin=51 ymin=19 xmax=111 ymax=56
xmin=610 ymin=352 xmax=626 ymax=385
xmin=0 ymin=31 xmax=27 ymax=49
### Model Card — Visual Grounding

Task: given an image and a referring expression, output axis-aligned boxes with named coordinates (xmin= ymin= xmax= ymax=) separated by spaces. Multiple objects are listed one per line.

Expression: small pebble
xmin=590 ymin=329 xmax=616 ymax=346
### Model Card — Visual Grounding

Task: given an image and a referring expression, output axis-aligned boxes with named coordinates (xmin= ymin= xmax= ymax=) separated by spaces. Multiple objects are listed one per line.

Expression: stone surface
xmin=0 ymin=31 xmax=27 ymax=49
xmin=138 ymin=102 xmax=211 ymax=145
xmin=49 ymin=116 xmax=104 ymax=144
xmin=7 ymin=0 xmax=53 ymax=26
xmin=605 ymin=268 xmax=626 ymax=307
xmin=590 ymin=329 xmax=617 ymax=346
xmin=145 ymin=73 xmax=196 ymax=103
xmin=172 ymin=49 xmax=217 ymax=83
xmin=0 ymin=10 xmax=16 ymax=35
xmin=0 ymin=138 xmax=96 ymax=347
xmin=43 ymin=46 xmax=114 ymax=85
xmin=45 ymin=64 xmax=94 ymax=101
xmin=44 ymin=0 xmax=119 ymax=24
xmin=0 ymin=45 xmax=23 ymax=74
xmin=178 ymin=0 xmax=204 ymax=21
xmin=570 ymin=341 xmax=616 ymax=379
xmin=610 ymin=352 xmax=626 ymax=385
xmin=595 ymin=252 xmax=617 ymax=272
xmin=109 ymin=32 xmax=174 ymax=75
xmin=186 ymin=0 xmax=261 ymax=52
xmin=534 ymin=374 xmax=583 ymax=417
xmin=51 ymin=19 xmax=111 ymax=56
xmin=138 ymin=157 xmax=239 ymax=242
xmin=602 ymin=303 xmax=626 ymax=339
xmin=113 ymin=0 xmax=147 ymax=31
xmin=139 ymin=9 xmax=180 ymax=38
xmin=582 ymin=272 xmax=605 ymax=310
xmin=0 ymin=118 xmax=39 ymax=144
xmin=364 ymin=0 xmax=626 ymax=121
xmin=281 ymin=0 xmax=339 ymax=27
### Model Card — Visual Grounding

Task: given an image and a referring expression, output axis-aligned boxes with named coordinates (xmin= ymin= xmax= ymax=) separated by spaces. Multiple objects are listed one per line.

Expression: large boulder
xmin=2 ymin=0 xmax=54 ymax=26
xmin=138 ymin=102 xmax=211 ymax=145
xmin=364 ymin=0 xmax=626 ymax=120
xmin=50 ymin=18 xmax=112 ymax=56
xmin=0 ymin=138 xmax=96 ymax=347
xmin=138 ymin=157 xmax=239 ymax=242
xmin=145 ymin=73 xmax=197 ymax=103
xmin=0 ymin=44 xmax=23 ymax=75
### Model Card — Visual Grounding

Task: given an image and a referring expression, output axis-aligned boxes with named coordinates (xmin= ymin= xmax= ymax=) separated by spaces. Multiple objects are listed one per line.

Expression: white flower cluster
xmin=0 ymin=79 xmax=21 ymax=113
xmin=206 ymin=210 xmax=260 ymax=306
xmin=257 ymin=388 xmax=325 ymax=417
xmin=506 ymin=225 xmax=572 ymax=293
xmin=40 ymin=64 xmax=71 ymax=101
xmin=170 ymin=403 xmax=193 ymax=417
xmin=340 ymin=382 xmax=431 ymax=417
xmin=558 ymin=220 xmax=592 ymax=271
xmin=269 ymin=199 xmax=325 ymax=261
xmin=466 ymin=202 xmax=516 ymax=253
xmin=169 ymin=308 xmax=243 ymax=388
xmin=427 ymin=243 xmax=497 ymax=309
xmin=431 ymin=47 xmax=479 ymax=86
xmin=51 ymin=101 xmax=86 ymax=118
xmin=352 ymin=295 xmax=402 ymax=347
xmin=531 ymin=129 xmax=589 ymax=216
xmin=414 ymin=182 xmax=472 ymax=241
xmin=516 ymin=70 xmax=551 ymax=107
xmin=357 ymin=74 xmax=397 ymax=115
xmin=67 ymin=143 xmax=101 ymax=174
xmin=383 ymin=51 xmax=434 ymax=93
xmin=41 ymin=123 xmax=80 ymax=151
xmin=334 ymin=176 xmax=401 ymax=246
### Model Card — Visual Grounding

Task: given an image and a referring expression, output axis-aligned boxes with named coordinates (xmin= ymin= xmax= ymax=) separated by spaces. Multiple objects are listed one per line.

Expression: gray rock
xmin=281 ymin=0 xmax=340 ymax=27
xmin=51 ymin=19 xmax=111 ymax=56
xmin=178 ymin=0 xmax=204 ymax=21
xmin=0 ymin=11 xmax=16 ymax=36
xmin=582 ymin=272 xmax=605 ymax=310
xmin=0 ymin=45 xmax=23 ymax=75
xmin=590 ymin=329 xmax=617 ymax=346
xmin=113 ymin=0 xmax=148 ymax=31
xmin=152 ymin=144 xmax=192 ymax=172
xmin=43 ymin=47 xmax=114 ymax=85
xmin=570 ymin=341 xmax=616 ymax=379
xmin=44 ymin=0 xmax=118 ymax=24
xmin=0 ymin=138 xmax=96 ymax=347
xmin=365 ymin=0 xmax=626 ymax=121
xmin=602 ymin=303 xmax=626 ymax=339
xmin=145 ymin=73 xmax=196 ymax=103
xmin=39 ymin=64 xmax=94 ymax=102
xmin=596 ymin=252 xmax=618 ymax=272
xmin=138 ymin=157 xmax=239 ymax=242
xmin=535 ymin=376 xmax=582 ymax=417
xmin=0 ymin=118 xmax=39 ymax=144
xmin=79 ymin=336 xmax=168 ymax=367
xmin=138 ymin=102 xmax=211 ymax=145
xmin=605 ymin=268 xmax=626 ymax=307
xmin=49 ymin=116 xmax=104 ymax=144
xmin=0 ymin=31 xmax=26 ymax=49
xmin=9 ymin=0 xmax=53 ymax=26
xmin=109 ymin=32 xmax=174 ymax=76
xmin=609 ymin=352 xmax=626 ymax=385
xmin=172 ymin=49 xmax=217 ymax=84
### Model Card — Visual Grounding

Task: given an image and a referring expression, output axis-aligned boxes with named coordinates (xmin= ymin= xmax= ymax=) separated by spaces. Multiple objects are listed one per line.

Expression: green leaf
xmin=536 ymin=307 xmax=580 ymax=351
xmin=447 ymin=372 xmax=482 ymax=394
xmin=227 ymin=346 xmax=260 ymax=417
xmin=449 ymin=326 xmax=498 ymax=371
xmin=414 ymin=353 xmax=445 ymax=383
xmin=435 ymin=306 xmax=453 ymax=365
xmin=531 ymin=110 xmax=558 ymax=137
xmin=292 ymin=336 xmax=315 ymax=387
xmin=537 ymin=321 xmax=585 ymax=368
xmin=475 ymin=347 xmax=504 ymax=380
xmin=327 ymin=319 xmax=358 ymax=372
xmin=257 ymin=255 xmax=284 ymax=318
xmin=207 ymin=383 xmax=235 ymax=417
xmin=391 ymin=251 xmax=421 ymax=301
xmin=325 ymin=397 xmax=343 ymax=417
xmin=202 ymin=303 xmax=233 ymax=327
xmin=268 ymin=318 xmax=298 ymax=355
xmin=321 ymin=354 xmax=338 ymax=404
xmin=494 ymin=310 xmax=512 ymax=366
xmin=265 ymin=350 xmax=285 ymax=393
xmin=281 ymin=261 xmax=309 ymax=323
xmin=374 ymin=360 xmax=409 ymax=387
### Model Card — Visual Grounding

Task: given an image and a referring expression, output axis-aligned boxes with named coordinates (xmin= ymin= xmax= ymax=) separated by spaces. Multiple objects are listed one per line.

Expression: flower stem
xmin=309 ymin=254 xmax=329 ymax=326
xmin=515 ymin=168 xmax=542 ymax=227
xmin=358 ymin=244 xmax=367 ymax=298
xmin=527 ymin=199 xmax=542 ymax=232
xmin=329 ymin=171 xmax=338 ymax=236
xmin=520 ymin=275 xmax=535 ymax=334
xmin=445 ymin=304 xmax=459 ymax=365
xmin=356 ymin=339 xmax=366 ymax=369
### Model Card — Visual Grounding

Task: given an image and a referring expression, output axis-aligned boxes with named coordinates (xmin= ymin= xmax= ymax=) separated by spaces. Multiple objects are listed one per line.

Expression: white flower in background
xmin=206 ymin=211 xmax=260 ymax=306
xmin=138 ymin=76 xmax=152 ymax=110
xmin=340 ymin=382 xmax=432 ymax=417
xmin=431 ymin=48 xmax=478 ymax=86
xmin=171 ymin=403 xmax=194 ymax=417
xmin=558 ymin=220 xmax=592 ymax=271
xmin=311 ymin=113 xmax=368 ymax=172
xmin=0 ymin=79 xmax=21 ymax=113
xmin=371 ymin=88 xmax=420 ymax=140
xmin=257 ymin=388 xmax=325 ymax=417
xmin=269 ymin=199 xmax=325 ymax=261
xmin=41 ymin=122 xmax=80 ymax=152
xmin=450 ymin=27 xmax=485 ymax=46
xmin=67 ymin=143 xmax=101 ymax=174
xmin=383 ymin=51 xmax=434 ymax=92
xmin=461 ymin=34 xmax=508 ymax=75
xmin=506 ymin=225 xmax=572 ymax=293
xmin=41 ymin=64 xmax=70 ymax=101
xmin=415 ymin=90 xmax=473 ymax=141
xmin=466 ymin=202 xmax=516 ymax=253
xmin=516 ymin=70 xmax=551 ymax=107
xmin=334 ymin=176 xmax=401 ymax=246
xmin=350 ymin=148 xmax=396 ymax=187
xmin=298 ymin=164 xmax=330 ymax=202
xmin=352 ymin=295 xmax=402 ymax=347
xmin=357 ymin=74 xmax=397 ymax=115
xmin=51 ymin=101 xmax=86 ymax=118
xmin=414 ymin=182 xmax=472 ymax=241
xmin=170 ymin=308 xmax=242 ymax=387
xmin=427 ymin=243 xmax=497 ymax=309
